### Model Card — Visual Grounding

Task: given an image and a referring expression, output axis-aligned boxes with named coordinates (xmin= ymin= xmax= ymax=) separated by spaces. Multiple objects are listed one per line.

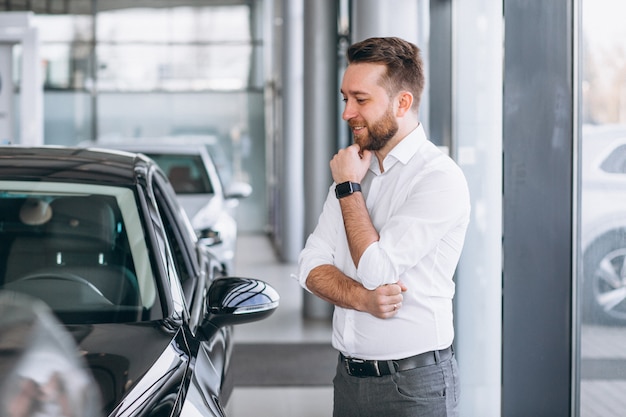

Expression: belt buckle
xmin=346 ymin=358 xmax=381 ymax=377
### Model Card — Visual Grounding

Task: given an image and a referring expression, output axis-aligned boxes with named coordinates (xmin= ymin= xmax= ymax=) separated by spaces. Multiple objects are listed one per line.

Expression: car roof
xmin=106 ymin=143 xmax=210 ymax=156
xmin=0 ymin=145 xmax=149 ymax=186
xmin=94 ymin=135 xmax=219 ymax=155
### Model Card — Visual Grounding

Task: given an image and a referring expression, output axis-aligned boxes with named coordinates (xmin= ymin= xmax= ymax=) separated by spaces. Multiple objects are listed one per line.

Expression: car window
xmin=204 ymin=142 xmax=233 ymax=190
xmin=599 ymin=143 xmax=626 ymax=174
xmin=151 ymin=175 xmax=199 ymax=305
xmin=0 ymin=181 xmax=159 ymax=324
xmin=145 ymin=153 xmax=214 ymax=195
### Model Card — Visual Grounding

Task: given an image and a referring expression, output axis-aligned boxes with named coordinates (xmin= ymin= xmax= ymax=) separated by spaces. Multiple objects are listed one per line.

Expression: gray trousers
xmin=332 ymin=351 xmax=460 ymax=417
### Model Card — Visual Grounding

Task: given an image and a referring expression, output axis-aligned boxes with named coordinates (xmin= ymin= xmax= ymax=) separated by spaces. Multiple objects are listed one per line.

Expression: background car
xmin=0 ymin=145 xmax=278 ymax=417
xmin=581 ymin=125 xmax=626 ymax=324
xmin=92 ymin=136 xmax=252 ymax=276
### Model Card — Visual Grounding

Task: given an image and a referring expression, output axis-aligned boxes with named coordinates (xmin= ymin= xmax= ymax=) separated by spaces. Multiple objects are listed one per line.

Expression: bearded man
xmin=297 ymin=36 xmax=471 ymax=417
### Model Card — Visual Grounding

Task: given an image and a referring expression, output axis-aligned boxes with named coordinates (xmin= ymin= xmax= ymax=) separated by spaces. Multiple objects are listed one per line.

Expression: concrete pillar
xmin=0 ymin=12 xmax=42 ymax=145
xmin=20 ymin=21 xmax=42 ymax=146
xmin=278 ymin=0 xmax=305 ymax=263
xmin=0 ymin=44 xmax=13 ymax=144
xmin=351 ymin=0 xmax=421 ymax=43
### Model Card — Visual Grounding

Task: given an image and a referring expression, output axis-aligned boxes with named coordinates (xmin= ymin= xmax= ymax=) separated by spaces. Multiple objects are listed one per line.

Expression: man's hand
xmin=330 ymin=144 xmax=372 ymax=183
xmin=306 ymin=265 xmax=407 ymax=319
xmin=359 ymin=281 xmax=408 ymax=319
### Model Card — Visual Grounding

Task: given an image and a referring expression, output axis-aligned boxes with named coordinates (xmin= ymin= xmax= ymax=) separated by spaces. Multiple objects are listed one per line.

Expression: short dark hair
xmin=346 ymin=37 xmax=425 ymax=111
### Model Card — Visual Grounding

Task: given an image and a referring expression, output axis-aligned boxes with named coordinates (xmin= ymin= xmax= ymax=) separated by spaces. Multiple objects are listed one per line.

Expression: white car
xmin=96 ymin=137 xmax=252 ymax=275
xmin=581 ymin=125 xmax=626 ymax=324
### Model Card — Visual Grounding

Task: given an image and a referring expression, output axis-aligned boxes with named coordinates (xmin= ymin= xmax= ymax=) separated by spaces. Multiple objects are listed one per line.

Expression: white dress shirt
xmin=297 ymin=124 xmax=471 ymax=360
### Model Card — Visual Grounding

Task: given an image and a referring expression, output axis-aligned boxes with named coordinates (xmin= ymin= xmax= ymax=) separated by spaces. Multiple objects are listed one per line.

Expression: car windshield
xmin=0 ymin=181 xmax=160 ymax=325
xmin=145 ymin=153 xmax=214 ymax=195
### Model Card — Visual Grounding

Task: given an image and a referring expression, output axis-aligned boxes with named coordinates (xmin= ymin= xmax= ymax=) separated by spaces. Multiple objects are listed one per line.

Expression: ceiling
xmin=0 ymin=0 xmax=251 ymax=15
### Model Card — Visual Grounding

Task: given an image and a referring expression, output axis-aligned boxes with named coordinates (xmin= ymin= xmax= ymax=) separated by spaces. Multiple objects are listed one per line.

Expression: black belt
xmin=340 ymin=346 xmax=453 ymax=378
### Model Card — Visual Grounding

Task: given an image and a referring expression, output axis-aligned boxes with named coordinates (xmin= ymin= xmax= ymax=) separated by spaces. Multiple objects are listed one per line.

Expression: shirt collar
xmin=369 ymin=123 xmax=426 ymax=173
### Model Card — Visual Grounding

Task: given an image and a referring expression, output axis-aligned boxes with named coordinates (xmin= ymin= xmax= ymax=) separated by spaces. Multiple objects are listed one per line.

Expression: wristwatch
xmin=335 ymin=181 xmax=361 ymax=199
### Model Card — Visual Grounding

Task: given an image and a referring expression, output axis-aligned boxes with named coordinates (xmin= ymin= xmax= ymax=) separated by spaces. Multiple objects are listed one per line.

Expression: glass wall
xmin=95 ymin=6 xmax=255 ymax=92
xmin=11 ymin=2 xmax=267 ymax=232
xmin=33 ymin=13 xmax=94 ymax=145
xmin=578 ymin=0 xmax=626 ymax=415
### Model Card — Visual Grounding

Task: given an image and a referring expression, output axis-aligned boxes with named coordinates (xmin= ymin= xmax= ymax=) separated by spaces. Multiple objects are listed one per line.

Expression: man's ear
xmin=396 ymin=91 xmax=414 ymax=117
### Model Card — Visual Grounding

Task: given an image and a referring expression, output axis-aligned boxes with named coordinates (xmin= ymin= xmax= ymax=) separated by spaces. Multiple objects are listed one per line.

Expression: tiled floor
xmin=224 ymin=233 xmax=334 ymax=416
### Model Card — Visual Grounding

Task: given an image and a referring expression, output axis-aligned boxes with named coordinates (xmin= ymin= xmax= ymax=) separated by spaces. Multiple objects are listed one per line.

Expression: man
xmin=297 ymin=37 xmax=470 ymax=417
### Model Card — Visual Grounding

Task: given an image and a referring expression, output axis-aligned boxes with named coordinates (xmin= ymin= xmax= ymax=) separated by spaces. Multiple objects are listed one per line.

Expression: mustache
xmin=348 ymin=119 xmax=365 ymax=129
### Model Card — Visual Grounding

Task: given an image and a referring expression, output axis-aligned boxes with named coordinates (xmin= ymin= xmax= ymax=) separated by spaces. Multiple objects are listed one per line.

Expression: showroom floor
xmin=224 ymin=233 xmax=334 ymax=417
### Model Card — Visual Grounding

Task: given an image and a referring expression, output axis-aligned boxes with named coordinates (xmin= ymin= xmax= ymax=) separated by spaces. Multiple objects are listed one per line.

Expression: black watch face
xmin=336 ymin=182 xmax=352 ymax=196
xmin=336 ymin=181 xmax=359 ymax=198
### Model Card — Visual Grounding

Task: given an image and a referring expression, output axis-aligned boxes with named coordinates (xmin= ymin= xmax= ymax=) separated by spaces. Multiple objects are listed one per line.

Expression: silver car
xmin=581 ymin=125 xmax=626 ymax=324
xmin=96 ymin=138 xmax=252 ymax=275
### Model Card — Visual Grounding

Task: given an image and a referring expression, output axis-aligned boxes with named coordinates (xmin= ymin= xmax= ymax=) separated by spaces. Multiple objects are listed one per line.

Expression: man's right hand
xmin=359 ymin=281 xmax=408 ymax=319
xmin=306 ymin=265 xmax=408 ymax=319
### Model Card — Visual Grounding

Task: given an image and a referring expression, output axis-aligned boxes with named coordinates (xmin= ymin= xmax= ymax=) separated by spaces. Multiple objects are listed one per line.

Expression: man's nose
xmin=342 ymin=102 xmax=356 ymax=121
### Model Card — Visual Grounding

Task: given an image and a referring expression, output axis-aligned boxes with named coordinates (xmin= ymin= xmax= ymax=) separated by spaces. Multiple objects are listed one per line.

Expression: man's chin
xmin=353 ymin=136 xmax=369 ymax=150
xmin=358 ymin=143 xmax=374 ymax=152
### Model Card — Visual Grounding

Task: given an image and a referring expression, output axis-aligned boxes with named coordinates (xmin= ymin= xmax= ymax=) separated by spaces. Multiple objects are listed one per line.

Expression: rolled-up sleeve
xmin=355 ymin=242 xmax=396 ymax=290
xmin=297 ymin=233 xmax=335 ymax=291
xmin=297 ymin=187 xmax=338 ymax=291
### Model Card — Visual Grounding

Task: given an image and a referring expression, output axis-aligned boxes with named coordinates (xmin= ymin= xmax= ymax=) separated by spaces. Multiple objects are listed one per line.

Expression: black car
xmin=0 ymin=146 xmax=279 ymax=416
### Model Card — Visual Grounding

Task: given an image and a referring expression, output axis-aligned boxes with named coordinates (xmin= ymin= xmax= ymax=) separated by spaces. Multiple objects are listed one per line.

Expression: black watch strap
xmin=335 ymin=181 xmax=361 ymax=199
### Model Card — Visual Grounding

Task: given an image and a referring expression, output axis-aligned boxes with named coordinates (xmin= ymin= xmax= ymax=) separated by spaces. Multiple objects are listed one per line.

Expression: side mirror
xmin=224 ymin=181 xmax=252 ymax=200
xmin=200 ymin=277 xmax=279 ymax=334
xmin=197 ymin=227 xmax=222 ymax=247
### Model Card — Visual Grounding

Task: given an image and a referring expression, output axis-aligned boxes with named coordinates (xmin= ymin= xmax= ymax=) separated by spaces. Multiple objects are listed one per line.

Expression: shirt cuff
xmin=356 ymin=242 xmax=397 ymax=290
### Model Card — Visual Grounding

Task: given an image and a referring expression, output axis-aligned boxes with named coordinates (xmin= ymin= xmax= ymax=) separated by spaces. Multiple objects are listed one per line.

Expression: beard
xmin=350 ymin=105 xmax=399 ymax=151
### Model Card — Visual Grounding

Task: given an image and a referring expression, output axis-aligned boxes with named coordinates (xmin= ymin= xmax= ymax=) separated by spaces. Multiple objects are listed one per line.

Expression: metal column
xmin=301 ymin=0 xmax=338 ymax=319
xmin=277 ymin=0 xmax=305 ymax=263
xmin=502 ymin=0 xmax=574 ymax=415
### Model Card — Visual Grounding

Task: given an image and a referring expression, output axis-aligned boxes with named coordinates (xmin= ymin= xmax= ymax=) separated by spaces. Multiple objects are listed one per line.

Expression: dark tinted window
xmin=0 ymin=188 xmax=156 ymax=324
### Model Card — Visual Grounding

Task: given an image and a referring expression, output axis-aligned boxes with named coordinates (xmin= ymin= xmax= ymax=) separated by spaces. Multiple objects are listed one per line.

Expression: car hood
xmin=66 ymin=321 xmax=191 ymax=417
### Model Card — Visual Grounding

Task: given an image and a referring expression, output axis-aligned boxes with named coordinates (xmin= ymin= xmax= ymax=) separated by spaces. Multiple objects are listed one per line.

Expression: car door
xmin=149 ymin=168 xmax=230 ymax=416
